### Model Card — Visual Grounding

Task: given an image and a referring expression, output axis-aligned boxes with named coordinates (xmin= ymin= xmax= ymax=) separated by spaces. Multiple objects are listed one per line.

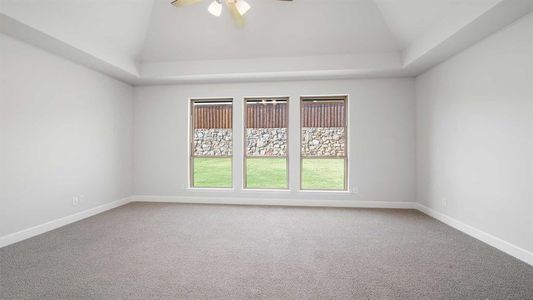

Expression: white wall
xmin=0 ymin=34 xmax=133 ymax=237
xmin=416 ymin=12 xmax=533 ymax=254
xmin=133 ymin=78 xmax=415 ymax=204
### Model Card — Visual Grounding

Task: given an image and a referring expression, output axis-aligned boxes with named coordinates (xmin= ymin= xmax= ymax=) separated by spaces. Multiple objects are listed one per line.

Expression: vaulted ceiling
xmin=1 ymin=0 xmax=531 ymax=84
xmin=141 ymin=0 xmax=401 ymax=61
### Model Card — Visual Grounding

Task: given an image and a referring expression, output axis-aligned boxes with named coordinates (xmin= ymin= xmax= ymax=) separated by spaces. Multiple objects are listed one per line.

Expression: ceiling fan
xmin=171 ymin=0 xmax=293 ymax=27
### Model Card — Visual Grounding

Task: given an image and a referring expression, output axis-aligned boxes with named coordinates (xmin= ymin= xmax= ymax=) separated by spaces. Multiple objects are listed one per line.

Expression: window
xmin=190 ymin=99 xmax=233 ymax=188
xmin=300 ymin=97 xmax=347 ymax=190
xmin=244 ymin=98 xmax=289 ymax=189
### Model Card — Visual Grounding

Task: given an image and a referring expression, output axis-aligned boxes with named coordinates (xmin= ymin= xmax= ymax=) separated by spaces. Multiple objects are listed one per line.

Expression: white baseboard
xmin=128 ymin=195 xmax=417 ymax=209
xmin=2 ymin=195 xmax=531 ymax=268
xmin=0 ymin=197 xmax=131 ymax=248
xmin=415 ymin=203 xmax=533 ymax=267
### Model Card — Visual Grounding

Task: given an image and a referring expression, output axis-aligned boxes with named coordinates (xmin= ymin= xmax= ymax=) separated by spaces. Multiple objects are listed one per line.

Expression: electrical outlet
xmin=352 ymin=185 xmax=359 ymax=194
xmin=442 ymin=197 xmax=448 ymax=207
xmin=72 ymin=196 xmax=79 ymax=206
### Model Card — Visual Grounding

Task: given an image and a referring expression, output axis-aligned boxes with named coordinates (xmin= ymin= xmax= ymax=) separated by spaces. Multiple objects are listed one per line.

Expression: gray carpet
xmin=1 ymin=203 xmax=532 ymax=299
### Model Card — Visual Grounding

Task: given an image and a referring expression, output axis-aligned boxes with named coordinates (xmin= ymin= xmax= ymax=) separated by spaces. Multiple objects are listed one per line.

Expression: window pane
xmin=191 ymin=99 xmax=232 ymax=188
xmin=245 ymin=98 xmax=288 ymax=189
xmin=246 ymin=158 xmax=288 ymax=189
xmin=301 ymin=158 xmax=345 ymax=190
xmin=301 ymin=98 xmax=347 ymax=190
xmin=193 ymin=157 xmax=232 ymax=188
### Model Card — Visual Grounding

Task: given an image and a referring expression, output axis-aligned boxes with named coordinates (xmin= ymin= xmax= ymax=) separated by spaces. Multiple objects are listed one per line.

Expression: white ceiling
xmin=0 ymin=0 xmax=154 ymax=65
xmin=0 ymin=0 xmax=502 ymax=62
xmin=375 ymin=0 xmax=458 ymax=48
xmin=374 ymin=0 xmax=500 ymax=48
xmin=141 ymin=0 xmax=400 ymax=62
xmin=1 ymin=0 xmax=530 ymax=84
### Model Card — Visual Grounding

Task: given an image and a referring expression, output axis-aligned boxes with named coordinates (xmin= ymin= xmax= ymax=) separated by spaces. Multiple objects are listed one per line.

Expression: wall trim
xmin=0 ymin=197 xmax=131 ymax=248
xmin=415 ymin=203 xmax=533 ymax=267
xmin=128 ymin=195 xmax=417 ymax=209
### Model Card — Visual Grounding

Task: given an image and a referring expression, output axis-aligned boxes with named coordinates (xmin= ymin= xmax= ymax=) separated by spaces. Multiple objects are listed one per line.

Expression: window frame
xmin=189 ymin=98 xmax=234 ymax=189
xmin=299 ymin=95 xmax=348 ymax=191
xmin=243 ymin=97 xmax=290 ymax=190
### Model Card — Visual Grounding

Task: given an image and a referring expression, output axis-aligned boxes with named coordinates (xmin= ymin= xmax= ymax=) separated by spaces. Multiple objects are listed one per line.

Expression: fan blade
xmin=171 ymin=0 xmax=203 ymax=7
xmin=225 ymin=0 xmax=245 ymax=27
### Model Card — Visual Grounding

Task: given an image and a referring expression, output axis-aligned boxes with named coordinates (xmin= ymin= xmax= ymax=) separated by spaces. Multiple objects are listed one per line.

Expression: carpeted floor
xmin=1 ymin=202 xmax=532 ymax=299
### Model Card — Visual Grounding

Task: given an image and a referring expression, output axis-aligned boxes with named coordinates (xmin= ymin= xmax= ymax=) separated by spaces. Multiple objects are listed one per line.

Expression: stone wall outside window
xmin=193 ymin=129 xmax=232 ymax=156
xmin=301 ymin=127 xmax=345 ymax=157
xmin=193 ymin=127 xmax=345 ymax=157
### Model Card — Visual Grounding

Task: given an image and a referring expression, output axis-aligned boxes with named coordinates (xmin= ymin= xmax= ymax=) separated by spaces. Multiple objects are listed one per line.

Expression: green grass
xmin=193 ymin=157 xmax=345 ymax=190
xmin=302 ymin=158 xmax=345 ymax=190
xmin=193 ymin=157 xmax=232 ymax=188
xmin=246 ymin=158 xmax=288 ymax=189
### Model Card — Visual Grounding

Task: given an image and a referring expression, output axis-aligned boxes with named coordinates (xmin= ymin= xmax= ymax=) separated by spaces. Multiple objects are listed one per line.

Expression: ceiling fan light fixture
xmin=235 ymin=0 xmax=251 ymax=15
xmin=208 ymin=0 xmax=222 ymax=16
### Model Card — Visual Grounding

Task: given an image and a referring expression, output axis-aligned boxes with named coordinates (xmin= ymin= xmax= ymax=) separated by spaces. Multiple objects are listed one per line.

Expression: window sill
xmin=241 ymin=188 xmax=290 ymax=192
xmin=297 ymin=189 xmax=352 ymax=194
xmin=187 ymin=187 xmax=235 ymax=192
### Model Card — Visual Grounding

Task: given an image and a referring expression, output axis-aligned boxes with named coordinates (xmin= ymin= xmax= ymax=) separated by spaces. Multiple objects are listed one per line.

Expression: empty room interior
xmin=1 ymin=0 xmax=533 ymax=298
